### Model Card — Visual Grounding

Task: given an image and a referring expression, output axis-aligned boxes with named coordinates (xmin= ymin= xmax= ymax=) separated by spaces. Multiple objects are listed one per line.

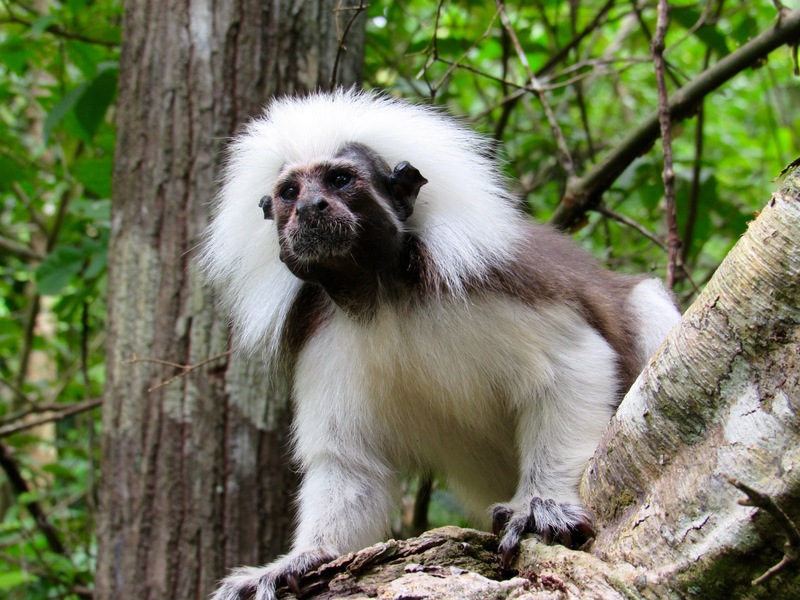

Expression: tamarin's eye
xmin=280 ymin=185 xmax=299 ymax=203
xmin=330 ymin=172 xmax=352 ymax=190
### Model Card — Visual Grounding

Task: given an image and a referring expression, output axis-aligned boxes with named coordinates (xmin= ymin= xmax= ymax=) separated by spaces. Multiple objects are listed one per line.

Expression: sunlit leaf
xmin=74 ymin=66 xmax=119 ymax=140
xmin=44 ymin=84 xmax=89 ymax=143
xmin=73 ymin=157 xmax=114 ymax=198
xmin=0 ymin=570 xmax=36 ymax=590
xmin=671 ymin=8 xmax=730 ymax=57
xmin=36 ymin=246 xmax=86 ymax=295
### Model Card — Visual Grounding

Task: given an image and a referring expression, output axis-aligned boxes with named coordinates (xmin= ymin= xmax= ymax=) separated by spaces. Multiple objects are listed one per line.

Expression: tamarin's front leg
xmin=212 ymin=457 xmax=399 ymax=600
xmin=492 ymin=327 xmax=618 ymax=567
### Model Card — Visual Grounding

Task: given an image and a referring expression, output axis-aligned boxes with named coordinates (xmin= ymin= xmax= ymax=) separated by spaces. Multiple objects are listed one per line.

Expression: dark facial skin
xmin=261 ymin=144 xmax=427 ymax=316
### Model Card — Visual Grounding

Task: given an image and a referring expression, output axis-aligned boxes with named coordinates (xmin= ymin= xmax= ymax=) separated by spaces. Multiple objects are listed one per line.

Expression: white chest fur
xmin=291 ymin=296 xmax=620 ymax=519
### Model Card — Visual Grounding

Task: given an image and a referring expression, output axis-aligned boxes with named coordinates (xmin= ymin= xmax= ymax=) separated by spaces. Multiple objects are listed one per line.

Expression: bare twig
xmin=0 ymin=9 xmax=118 ymax=47
xmin=496 ymin=0 xmax=575 ymax=178
xmin=0 ymin=441 xmax=66 ymax=555
xmin=552 ymin=9 xmax=800 ymax=230
xmin=14 ymin=291 xmax=40 ymax=394
xmin=0 ymin=235 xmax=44 ymax=261
xmin=726 ymin=476 xmax=800 ymax=585
xmin=426 ymin=9 xmax=501 ymax=96
xmin=536 ymin=0 xmax=618 ymax=78
xmin=652 ymin=0 xmax=681 ymax=289
xmin=595 ymin=205 xmax=667 ymax=251
xmin=595 ymin=204 xmax=702 ymax=294
xmin=127 ymin=350 xmax=233 ymax=392
xmin=0 ymin=398 xmax=102 ymax=438
xmin=331 ymin=0 xmax=368 ymax=87
xmin=11 ymin=182 xmax=48 ymax=233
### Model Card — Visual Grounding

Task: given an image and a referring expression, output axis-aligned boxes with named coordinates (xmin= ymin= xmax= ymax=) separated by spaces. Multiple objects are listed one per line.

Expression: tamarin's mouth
xmin=283 ymin=218 xmax=357 ymax=262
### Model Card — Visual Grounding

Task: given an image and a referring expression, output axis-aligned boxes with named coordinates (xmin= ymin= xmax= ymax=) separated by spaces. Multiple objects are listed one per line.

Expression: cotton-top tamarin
xmin=202 ymin=89 xmax=680 ymax=600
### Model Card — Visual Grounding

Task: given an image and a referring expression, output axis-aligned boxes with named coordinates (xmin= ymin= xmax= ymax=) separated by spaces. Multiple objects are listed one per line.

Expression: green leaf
xmin=73 ymin=197 xmax=112 ymax=222
xmin=74 ymin=67 xmax=119 ymax=140
xmin=0 ymin=570 xmax=36 ymax=590
xmin=0 ymin=156 xmax=21 ymax=188
xmin=0 ymin=36 xmax=30 ymax=76
xmin=73 ymin=157 xmax=114 ymax=197
xmin=29 ymin=15 xmax=60 ymax=37
xmin=42 ymin=463 xmax=79 ymax=480
xmin=44 ymin=84 xmax=89 ymax=143
xmin=671 ymin=7 xmax=730 ymax=56
xmin=84 ymin=244 xmax=108 ymax=280
xmin=36 ymin=246 xmax=86 ymax=295
xmin=67 ymin=41 xmax=109 ymax=78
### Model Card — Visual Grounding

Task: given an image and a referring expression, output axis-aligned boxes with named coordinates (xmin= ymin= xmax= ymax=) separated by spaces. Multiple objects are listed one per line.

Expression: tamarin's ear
xmin=258 ymin=195 xmax=273 ymax=220
xmin=388 ymin=161 xmax=427 ymax=221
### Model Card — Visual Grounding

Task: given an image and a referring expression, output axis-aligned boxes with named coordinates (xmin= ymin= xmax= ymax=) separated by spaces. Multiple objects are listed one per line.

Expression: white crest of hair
xmin=201 ymin=88 xmax=527 ymax=354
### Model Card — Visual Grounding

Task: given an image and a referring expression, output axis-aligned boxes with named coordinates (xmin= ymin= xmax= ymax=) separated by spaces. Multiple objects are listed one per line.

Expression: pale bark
xmin=287 ymin=172 xmax=800 ymax=598
xmin=584 ymin=169 xmax=800 ymax=596
xmin=96 ymin=2 xmax=365 ymax=599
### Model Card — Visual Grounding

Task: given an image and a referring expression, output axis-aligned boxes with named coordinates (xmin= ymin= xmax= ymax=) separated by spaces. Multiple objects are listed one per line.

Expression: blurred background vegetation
xmin=0 ymin=0 xmax=797 ymax=597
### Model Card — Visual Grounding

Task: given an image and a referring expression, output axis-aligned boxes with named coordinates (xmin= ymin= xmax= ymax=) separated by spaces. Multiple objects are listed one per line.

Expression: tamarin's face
xmin=261 ymin=143 xmax=427 ymax=286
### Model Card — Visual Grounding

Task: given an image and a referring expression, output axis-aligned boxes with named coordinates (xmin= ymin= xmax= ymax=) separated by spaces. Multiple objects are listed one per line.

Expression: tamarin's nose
xmin=297 ymin=196 xmax=329 ymax=217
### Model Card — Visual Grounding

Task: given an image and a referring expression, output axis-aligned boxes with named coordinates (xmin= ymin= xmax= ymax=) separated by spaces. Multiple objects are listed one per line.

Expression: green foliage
xmin=0 ymin=0 xmax=797 ymax=595
xmin=365 ymin=0 xmax=798 ymax=302
xmin=0 ymin=0 xmax=120 ymax=597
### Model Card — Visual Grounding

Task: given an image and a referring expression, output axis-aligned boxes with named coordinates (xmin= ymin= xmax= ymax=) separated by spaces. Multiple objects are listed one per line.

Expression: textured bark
xmin=583 ymin=169 xmax=800 ymax=596
xmin=96 ymin=2 xmax=364 ymax=599
xmin=284 ymin=173 xmax=800 ymax=598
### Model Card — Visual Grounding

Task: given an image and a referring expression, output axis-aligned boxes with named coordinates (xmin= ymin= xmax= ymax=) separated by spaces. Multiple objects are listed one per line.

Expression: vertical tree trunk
xmin=96 ymin=2 xmax=365 ymax=599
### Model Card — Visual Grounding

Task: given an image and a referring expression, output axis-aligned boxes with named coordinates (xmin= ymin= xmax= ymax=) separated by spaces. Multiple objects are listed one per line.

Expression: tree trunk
xmin=280 ymin=171 xmax=800 ymax=598
xmin=583 ymin=168 xmax=800 ymax=596
xmin=96 ymin=2 xmax=365 ymax=599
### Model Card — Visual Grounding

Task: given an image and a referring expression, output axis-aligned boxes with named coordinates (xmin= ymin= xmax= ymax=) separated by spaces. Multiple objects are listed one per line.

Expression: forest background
xmin=0 ymin=0 xmax=797 ymax=597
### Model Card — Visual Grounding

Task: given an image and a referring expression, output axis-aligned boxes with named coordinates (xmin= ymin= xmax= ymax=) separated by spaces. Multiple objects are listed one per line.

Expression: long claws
xmin=575 ymin=520 xmax=596 ymax=541
xmin=491 ymin=505 xmax=512 ymax=536
xmin=286 ymin=573 xmax=301 ymax=597
xmin=492 ymin=497 xmax=595 ymax=568
xmin=500 ymin=545 xmax=518 ymax=570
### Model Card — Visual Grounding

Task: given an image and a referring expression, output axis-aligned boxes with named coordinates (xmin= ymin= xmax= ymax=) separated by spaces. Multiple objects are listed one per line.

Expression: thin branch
xmin=0 ymin=234 xmax=45 ymax=261
xmin=436 ymin=55 xmax=648 ymax=101
xmin=628 ymin=0 xmax=681 ymax=89
xmin=331 ymin=0 xmax=368 ymax=87
xmin=536 ymin=0 xmax=618 ymax=78
xmin=496 ymin=0 xmax=575 ymax=179
xmin=0 ymin=12 xmax=118 ymax=47
xmin=14 ymin=292 xmax=40 ymax=394
xmin=652 ymin=0 xmax=681 ymax=289
xmin=419 ymin=0 xmax=447 ymax=100
xmin=427 ymin=9 xmax=501 ymax=96
xmin=0 ymin=398 xmax=102 ymax=438
xmin=595 ymin=204 xmax=702 ymax=294
xmin=594 ymin=204 xmax=667 ymax=251
xmin=0 ymin=441 xmax=66 ymax=555
xmin=127 ymin=350 xmax=233 ymax=392
xmin=552 ymin=8 xmax=800 ymax=230
xmin=11 ymin=182 xmax=48 ymax=234
xmin=683 ymin=0 xmax=722 ymax=267
xmin=726 ymin=476 xmax=800 ymax=585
